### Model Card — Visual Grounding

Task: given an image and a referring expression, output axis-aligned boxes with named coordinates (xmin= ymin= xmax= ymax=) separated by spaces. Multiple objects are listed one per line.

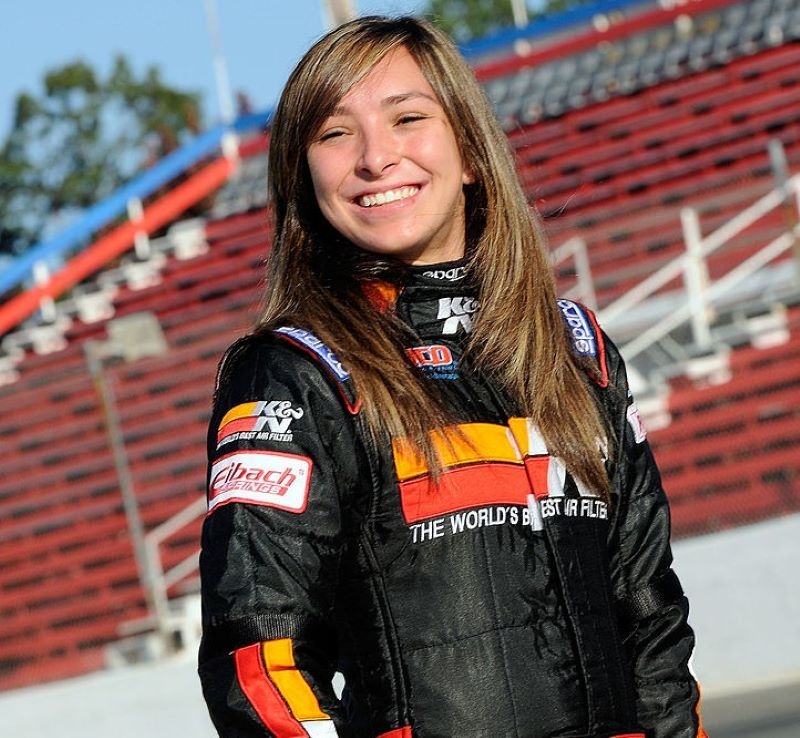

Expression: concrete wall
xmin=673 ymin=512 xmax=800 ymax=697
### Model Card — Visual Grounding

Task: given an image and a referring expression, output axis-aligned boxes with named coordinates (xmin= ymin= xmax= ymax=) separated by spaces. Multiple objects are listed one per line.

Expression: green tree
xmin=426 ymin=0 xmax=592 ymax=43
xmin=426 ymin=0 xmax=517 ymax=43
xmin=0 ymin=57 xmax=202 ymax=256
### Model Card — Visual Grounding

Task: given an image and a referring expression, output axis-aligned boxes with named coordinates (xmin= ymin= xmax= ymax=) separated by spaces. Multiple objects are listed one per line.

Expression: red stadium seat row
xmin=647 ymin=306 xmax=800 ymax=536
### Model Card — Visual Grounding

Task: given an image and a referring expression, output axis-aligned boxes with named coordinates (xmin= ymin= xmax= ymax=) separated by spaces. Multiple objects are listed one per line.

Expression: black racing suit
xmin=198 ymin=263 xmax=708 ymax=738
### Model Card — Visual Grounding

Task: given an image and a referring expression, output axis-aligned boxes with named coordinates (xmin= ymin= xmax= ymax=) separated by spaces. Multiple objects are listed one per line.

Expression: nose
xmin=357 ymin=124 xmax=399 ymax=178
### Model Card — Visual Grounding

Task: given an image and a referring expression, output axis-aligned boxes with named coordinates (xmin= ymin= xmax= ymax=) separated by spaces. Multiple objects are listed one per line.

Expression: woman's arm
xmin=606 ymin=340 xmax=709 ymax=738
xmin=198 ymin=335 xmax=365 ymax=737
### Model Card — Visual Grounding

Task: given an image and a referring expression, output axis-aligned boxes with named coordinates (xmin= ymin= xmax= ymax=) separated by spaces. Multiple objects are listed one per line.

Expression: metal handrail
xmin=551 ymin=236 xmax=597 ymax=309
xmin=618 ymin=226 xmax=800 ymax=362
xmin=599 ymin=173 xmax=800 ymax=327
xmin=597 ymin=173 xmax=800 ymax=366
xmin=143 ymin=495 xmax=206 ymax=635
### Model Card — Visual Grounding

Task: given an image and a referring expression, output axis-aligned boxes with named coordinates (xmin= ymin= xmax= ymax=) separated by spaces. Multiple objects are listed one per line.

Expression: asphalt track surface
xmin=702 ymin=681 xmax=800 ymax=738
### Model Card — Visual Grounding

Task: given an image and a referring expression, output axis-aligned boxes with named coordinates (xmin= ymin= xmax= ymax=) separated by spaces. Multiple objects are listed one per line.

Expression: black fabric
xmin=545 ymin=514 xmax=638 ymax=728
xmin=618 ymin=568 xmax=685 ymax=633
xmin=199 ymin=610 xmax=318 ymax=663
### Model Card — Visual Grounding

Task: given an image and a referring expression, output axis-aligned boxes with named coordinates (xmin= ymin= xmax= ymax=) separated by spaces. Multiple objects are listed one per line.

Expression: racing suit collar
xmin=361 ymin=258 xmax=471 ymax=312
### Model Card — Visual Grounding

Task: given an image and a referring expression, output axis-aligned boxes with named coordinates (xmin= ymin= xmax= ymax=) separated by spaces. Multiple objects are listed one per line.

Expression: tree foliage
xmin=426 ymin=0 xmax=517 ymax=43
xmin=0 ymin=57 xmax=202 ymax=256
xmin=426 ymin=0 xmax=593 ymax=43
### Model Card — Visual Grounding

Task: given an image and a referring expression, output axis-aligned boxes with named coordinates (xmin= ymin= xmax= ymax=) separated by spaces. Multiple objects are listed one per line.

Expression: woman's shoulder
xmin=216 ymin=326 xmax=360 ymax=414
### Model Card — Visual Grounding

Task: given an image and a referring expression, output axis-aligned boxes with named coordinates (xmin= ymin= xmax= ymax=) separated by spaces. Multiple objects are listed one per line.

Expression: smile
xmin=358 ymin=186 xmax=419 ymax=208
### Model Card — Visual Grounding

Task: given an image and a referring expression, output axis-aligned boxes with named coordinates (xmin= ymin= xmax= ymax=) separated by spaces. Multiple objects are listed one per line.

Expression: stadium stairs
xmin=1 ymin=0 xmax=799 ymax=692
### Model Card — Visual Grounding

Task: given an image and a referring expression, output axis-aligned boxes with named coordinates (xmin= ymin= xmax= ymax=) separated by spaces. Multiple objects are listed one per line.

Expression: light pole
xmin=510 ymin=0 xmax=530 ymax=28
xmin=83 ymin=311 xmax=171 ymax=652
xmin=324 ymin=0 xmax=357 ymax=28
xmin=204 ymin=0 xmax=236 ymax=124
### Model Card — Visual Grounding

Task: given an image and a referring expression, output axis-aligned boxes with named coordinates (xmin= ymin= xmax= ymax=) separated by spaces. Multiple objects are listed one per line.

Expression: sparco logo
xmin=275 ymin=327 xmax=349 ymax=380
xmin=437 ymin=296 xmax=478 ymax=335
xmin=557 ymin=299 xmax=596 ymax=357
xmin=422 ymin=265 xmax=466 ymax=281
xmin=208 ymin=451 xmax=312 ymax=514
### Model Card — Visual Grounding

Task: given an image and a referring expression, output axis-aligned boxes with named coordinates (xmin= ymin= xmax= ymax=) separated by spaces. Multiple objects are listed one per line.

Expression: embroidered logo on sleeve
xmin=217 ymin=400 xmax=305 ymax=446
xmin=626 ymin=395 xmax=648 ymax=444
xmin=274 ymin=327 xmax=349 ymax=381
xmin=208 ymin=450 xmax=312 ymax=513
xmin=557 ymin=299 xmax=597 ymax=357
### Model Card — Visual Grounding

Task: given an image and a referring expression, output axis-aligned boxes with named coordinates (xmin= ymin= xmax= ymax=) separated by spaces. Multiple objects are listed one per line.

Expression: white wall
xmin=673 ymin=512 xmax=800 ymax=697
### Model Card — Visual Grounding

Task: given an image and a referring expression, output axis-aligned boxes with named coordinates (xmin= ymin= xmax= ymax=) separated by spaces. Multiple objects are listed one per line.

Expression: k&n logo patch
xmin=217 ymin=400 xmax=305 ymax=446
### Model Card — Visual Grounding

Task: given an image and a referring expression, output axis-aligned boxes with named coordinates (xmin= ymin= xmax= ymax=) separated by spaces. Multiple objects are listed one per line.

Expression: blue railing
xmin=0 ymin=111 xmax=271 ymax=298
xmin=460 ymin=0 xmax=650 ymax=59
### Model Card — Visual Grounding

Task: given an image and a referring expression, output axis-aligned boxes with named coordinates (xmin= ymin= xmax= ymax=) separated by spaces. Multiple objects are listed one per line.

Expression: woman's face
xmin=306 ymin=46 xmax=473 ymax=265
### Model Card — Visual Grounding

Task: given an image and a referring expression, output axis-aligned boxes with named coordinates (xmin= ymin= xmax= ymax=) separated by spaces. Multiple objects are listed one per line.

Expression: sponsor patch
xmin=395 ymin=420 xmax=608 ymax=540
xmin=557 ymin=299 xmax=597 ymax=357
xmin=208 ymin=450 xmax=311 ymax=514
xmin=406 ymin=344 xmax=458 ymax=380
xmin=437 ymin=296 xmax=478 ymax=335
xmin=217 ymin=400 xmax=305 ymax=446
xmin=274 ymin=327 xmax=349 ymax=381
xmin=400 ymin=463 xmax=532 ymax=526
xmin=421 ymin=265 xmax=466 ymax=281
xmin=407 ymin=497 xmax=608 ymax=543
xmin=626 ymin=394 xmax=647 ymax=444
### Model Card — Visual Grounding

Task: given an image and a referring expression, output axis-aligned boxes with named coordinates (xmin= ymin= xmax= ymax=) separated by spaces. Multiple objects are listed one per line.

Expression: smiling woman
xmin=306 ymin=47 xmax=473 ymax=264
xmin=198 ymin=15 xmax=708 ymax=738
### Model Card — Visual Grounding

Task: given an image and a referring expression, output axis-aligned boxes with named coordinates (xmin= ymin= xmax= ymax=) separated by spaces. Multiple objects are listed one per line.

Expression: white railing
xmin=145 ymin=496 xmax=206 ymax=607
xmin=118 ymin=496 xmax=206 ymax=647
xmin=550 ymin=235 xmax=597 ymax=310
xmin=599 ymin=172 xmax=800 ymax=362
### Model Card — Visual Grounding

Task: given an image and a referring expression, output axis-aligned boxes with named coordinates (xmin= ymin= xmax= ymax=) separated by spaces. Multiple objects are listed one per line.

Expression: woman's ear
xmin=462 ymin=167 xmax=476 ymax=185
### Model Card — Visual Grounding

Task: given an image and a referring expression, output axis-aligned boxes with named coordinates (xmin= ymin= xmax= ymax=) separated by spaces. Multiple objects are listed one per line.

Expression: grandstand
xmin=1 ymin=0 xmax=799 ymax=697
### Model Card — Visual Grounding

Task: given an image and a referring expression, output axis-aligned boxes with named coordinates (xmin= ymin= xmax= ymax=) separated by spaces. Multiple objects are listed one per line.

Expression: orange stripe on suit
xmin=234 ymin=643 xmax=307 ymax=736
xmin=234 ymin=639 xmax=333 ymax=736
xmin=392 ymin=422 xmax=550 ymax=523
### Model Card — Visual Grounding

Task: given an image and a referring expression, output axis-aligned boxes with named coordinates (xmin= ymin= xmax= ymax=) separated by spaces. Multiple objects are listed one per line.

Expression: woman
xmin=199 ymin=16 xmax=707 ymax=738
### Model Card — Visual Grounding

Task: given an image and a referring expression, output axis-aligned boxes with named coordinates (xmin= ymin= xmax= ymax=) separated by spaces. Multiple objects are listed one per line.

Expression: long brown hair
xmin=261 ymin=16 xmax=612 ymax=497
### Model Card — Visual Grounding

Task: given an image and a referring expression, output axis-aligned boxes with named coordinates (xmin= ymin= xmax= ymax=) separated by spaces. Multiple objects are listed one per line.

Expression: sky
xmin=0 ymin=0 xmax=428 ymax=140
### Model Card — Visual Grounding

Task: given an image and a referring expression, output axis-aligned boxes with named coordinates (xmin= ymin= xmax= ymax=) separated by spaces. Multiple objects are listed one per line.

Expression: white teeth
xmin=358 ymin=186 xmax=418 ymax=207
